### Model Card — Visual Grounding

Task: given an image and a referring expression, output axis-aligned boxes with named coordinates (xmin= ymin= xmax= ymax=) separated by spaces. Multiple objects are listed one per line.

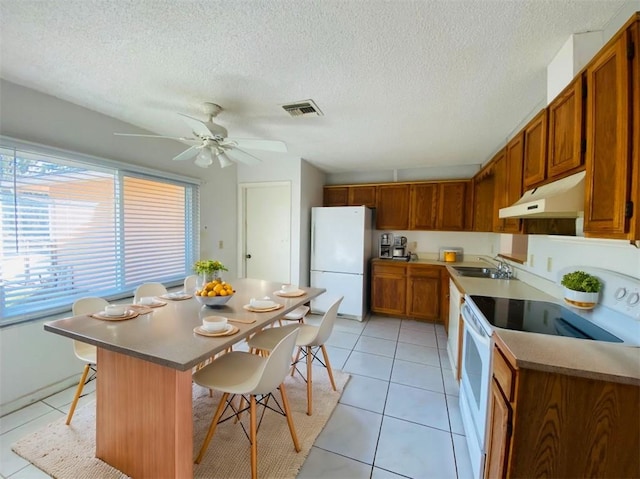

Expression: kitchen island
xmin=44 ymin=279 xmax=325 ymax=479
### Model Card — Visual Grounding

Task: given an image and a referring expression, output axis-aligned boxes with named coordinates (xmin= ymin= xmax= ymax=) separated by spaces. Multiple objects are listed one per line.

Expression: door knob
xmin=245 ymin=254 xmax=252 ymax=259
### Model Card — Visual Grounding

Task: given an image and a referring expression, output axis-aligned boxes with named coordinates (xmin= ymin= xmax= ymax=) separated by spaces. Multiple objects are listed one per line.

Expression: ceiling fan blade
xmin=224 ymin=138 xmax=287 ymax=152
xmin=114 ymin=133 xmax=198 ymax=141
xmin=178 ymin=113 xmax=216 ymax=138
xmin=172 ymin=145 xmax=201 ymax=162
xmin=223 ymin=146 xmax=263 ymax=165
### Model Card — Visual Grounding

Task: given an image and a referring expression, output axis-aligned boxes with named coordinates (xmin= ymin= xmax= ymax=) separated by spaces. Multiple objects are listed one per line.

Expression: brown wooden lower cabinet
xmin=488 ymin=337 xmax=640 ymax=478
xmin=371 ymin=262 xmax=407 ymax=316
xmin=371 ymin=261 xmax=447 ymax=323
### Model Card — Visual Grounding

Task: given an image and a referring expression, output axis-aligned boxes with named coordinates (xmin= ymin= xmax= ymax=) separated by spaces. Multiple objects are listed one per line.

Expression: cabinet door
xmin=348 ymin=185 xmax=377 ymax=208
xmin=504 ymin=133 xmax=524 ymax=234
xmin=438 ymin=182 xmax=468 ymax=231
xmin=406 ymin=267 xmax=441 ymax=321
xmin=323 ymin=187 xmax=348 ymax=206
xmin=584 ymin=33 xmax=632 ymax=238
xmin=485 ymin=380 xmax=512 ymax=479
xmin=409 ymin=183 xmax=438 ymax=230
xmin=376 ymin=184 xmax=410 ymax=230
xmin=548 ymin=76 xmax=585 ymax=179
xmin=492 ymin=148 xmax=507 ymax=232
xmin=473 ymin=165 xmax=495 ymax=232
xmin=522 ymin=109 xmax=548 ymax=189
xmin=371 ymin=264 xmax=406 ymax=315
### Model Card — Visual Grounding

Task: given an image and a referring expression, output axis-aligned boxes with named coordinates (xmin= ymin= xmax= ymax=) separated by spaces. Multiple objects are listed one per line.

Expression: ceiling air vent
xmin=281 ymin=99 xmax=323 ymax=117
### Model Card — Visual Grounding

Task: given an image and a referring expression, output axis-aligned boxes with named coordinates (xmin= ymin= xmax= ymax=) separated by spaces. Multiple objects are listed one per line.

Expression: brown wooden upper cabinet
xmin=409 ymin=183 xmax=438 ymax=229
xmin=584 ymin=17 xmax=638 ymax=240
xmin=491 ymin=147 xmax=508 ymax=232
xmin=323 ymin=186 xmax=348 ymax=206
xmin=348 ymin=185 xmax=377 ymax=208
xmin=547 ymin=76 xmax=585 ymax=179
xmin=376 ymin=184 xmax=410 ymax=230
xmin=522 ymin=109 xmax=549 ymax=189
xmin=438 ymin=181 xmax=469 ymax=231
xmin=323 ymin=185 xmax=377 ymax=208
xmin=409 ymin=181 xmax=469 ymax=231
xmin=503 ymin=132 xmax=524 ymax=234
xmin=473 ymin=163 xmax=496 ymax=232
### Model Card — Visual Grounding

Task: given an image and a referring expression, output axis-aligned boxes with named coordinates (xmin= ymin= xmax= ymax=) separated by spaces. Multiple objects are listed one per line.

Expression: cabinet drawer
xmin=493 ymin=346 xmax=515 ymax=402
xmin=372 ymin=262 xmax=407 ymax=276
xmin=408 ymin=265 xmax=441 ymax=278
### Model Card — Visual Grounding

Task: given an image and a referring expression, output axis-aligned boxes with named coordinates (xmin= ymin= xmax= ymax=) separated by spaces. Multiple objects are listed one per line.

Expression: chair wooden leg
xmin=250 ymin=395 xmax=258 ymax=479
xmin=306 ymin=346 xmax=313 ymax=415
xmin=290 ymin=346 xmax=302 ymax=377
xmin=65 ymin=363 xmax=91 ymax=425
xmin=321 ymin=344 xmax=337 ymax=391
xmin=195 ymin=392 xmax=229 ymax=464
xmin=279 ymin=383 xmax=301 ymax=452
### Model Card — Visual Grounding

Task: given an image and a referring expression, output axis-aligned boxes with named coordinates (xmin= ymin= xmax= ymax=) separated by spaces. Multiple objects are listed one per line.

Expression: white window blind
xmin=0 ymin=145 xmax=198 ymax=325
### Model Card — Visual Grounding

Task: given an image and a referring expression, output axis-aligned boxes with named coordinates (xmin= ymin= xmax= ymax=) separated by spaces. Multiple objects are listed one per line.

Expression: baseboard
xmin=0 ymin=375 xmax=79 ymax=417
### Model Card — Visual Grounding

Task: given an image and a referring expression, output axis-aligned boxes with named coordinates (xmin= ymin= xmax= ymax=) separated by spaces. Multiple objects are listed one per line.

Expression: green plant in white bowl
xmin=561 ymin=270 xmax=602 ymax=309
xmin=193 ymin=259 xmax=228 ymax=284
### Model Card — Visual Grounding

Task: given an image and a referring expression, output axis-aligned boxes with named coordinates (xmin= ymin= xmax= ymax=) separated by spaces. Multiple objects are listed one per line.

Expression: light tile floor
xmin=0 ymin=314 xmax=472 ymax=479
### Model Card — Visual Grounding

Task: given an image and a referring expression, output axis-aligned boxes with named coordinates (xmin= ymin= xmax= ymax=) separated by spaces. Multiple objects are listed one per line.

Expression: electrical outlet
xmin=547 ymin=257 xmax=553 ymax=272
xmin=529 ymin=254 xmax=534 ymax=267
xmin=218 ymin=240 xmax=224 ymax=249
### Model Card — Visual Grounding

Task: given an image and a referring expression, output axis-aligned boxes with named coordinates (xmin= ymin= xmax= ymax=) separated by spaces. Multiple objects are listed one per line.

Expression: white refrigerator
xmin=310 ymin=206 xmax=373 ymax=321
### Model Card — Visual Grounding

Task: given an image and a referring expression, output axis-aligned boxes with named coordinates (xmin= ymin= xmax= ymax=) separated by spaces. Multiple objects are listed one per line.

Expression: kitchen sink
xmin=452 ymin=266 xmax=501 ymax=278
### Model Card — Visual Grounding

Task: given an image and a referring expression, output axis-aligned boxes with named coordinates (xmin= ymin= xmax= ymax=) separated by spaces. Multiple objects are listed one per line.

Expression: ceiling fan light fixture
xmin=194 ymin=148 xmax=213 ymax=168
xmin=218 ymin=152 xmax=234 ymax=168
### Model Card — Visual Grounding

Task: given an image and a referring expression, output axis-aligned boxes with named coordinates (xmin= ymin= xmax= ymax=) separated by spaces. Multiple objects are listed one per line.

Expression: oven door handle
xmin=463 ymin=311 xmax=492 ymax=348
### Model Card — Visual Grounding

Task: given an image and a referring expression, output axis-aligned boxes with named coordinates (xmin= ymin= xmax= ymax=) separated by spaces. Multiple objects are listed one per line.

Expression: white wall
xmin=373 ymin=229 xmax=498 ymax=259
xmin=299 ymin=160 xmax=326 ymax=285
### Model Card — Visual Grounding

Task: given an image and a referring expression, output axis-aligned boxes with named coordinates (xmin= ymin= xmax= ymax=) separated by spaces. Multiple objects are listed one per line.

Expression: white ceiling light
xmin=194 ymin=148 xmax=213 ymax=168
xmin=217 ymin=151 xmax=234 ymax=168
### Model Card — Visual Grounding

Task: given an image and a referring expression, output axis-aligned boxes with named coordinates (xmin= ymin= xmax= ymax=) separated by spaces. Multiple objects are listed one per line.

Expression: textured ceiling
xmin=0 ymin=0 xmax=629 ymax=174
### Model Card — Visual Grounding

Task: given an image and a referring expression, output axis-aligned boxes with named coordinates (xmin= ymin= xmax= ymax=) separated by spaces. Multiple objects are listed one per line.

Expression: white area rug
xmin=13 ymin=367 xmax=349 ymax=478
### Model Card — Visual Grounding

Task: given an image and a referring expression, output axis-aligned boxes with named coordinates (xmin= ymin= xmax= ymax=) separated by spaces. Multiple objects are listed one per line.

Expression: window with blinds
xmin=0 ymin=145 xmax=198 ymax=325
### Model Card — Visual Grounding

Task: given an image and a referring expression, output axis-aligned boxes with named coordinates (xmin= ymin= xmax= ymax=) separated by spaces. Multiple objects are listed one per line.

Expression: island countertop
xmin=45 ymin=278 xmax=325 ymax=371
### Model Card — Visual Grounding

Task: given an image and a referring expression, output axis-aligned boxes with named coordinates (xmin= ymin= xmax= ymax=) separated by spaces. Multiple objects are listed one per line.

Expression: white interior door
xmin=243 ymin=183 xmax=291 ymax=283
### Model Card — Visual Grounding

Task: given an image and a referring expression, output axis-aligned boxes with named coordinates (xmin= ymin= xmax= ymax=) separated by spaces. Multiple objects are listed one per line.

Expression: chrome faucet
xmin=494 ymin=257 xmax=513 ymax=279
xmin=477 ymin=256 xmax=513 ymax=279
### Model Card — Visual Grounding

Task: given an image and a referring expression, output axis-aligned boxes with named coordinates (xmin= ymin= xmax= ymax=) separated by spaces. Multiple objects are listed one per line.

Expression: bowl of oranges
xmin=195 ymin=279 xmax=235 ymax=307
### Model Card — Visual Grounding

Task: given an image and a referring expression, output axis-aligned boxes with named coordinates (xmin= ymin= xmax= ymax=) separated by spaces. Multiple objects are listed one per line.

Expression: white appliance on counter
xmin=310 ymin=206 xmax=372 ymax=321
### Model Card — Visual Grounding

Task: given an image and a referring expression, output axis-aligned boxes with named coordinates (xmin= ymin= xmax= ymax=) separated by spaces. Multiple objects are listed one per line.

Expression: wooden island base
xmin=96 ymin=348 xmax=194 ymax=479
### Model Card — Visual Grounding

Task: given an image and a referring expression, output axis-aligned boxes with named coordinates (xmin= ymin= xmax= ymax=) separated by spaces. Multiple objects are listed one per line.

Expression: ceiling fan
xmin=114 ymin=102 xmax=287 ymax=168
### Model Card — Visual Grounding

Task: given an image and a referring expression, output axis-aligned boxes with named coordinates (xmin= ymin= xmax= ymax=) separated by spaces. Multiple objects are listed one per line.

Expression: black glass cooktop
xmin=469 ymin=295 xmax=623 ymax=343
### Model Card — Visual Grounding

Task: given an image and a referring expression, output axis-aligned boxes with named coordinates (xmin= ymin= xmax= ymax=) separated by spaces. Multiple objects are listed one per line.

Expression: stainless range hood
xmin=499 ymin=171 xmax=586 ymax=219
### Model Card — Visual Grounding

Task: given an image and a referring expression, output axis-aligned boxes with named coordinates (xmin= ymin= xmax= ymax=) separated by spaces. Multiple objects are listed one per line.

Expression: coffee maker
xmin=379 ymin=233 xmax=393 ymax=258
xmin=392 ymin=236 xmax=408 ymax=259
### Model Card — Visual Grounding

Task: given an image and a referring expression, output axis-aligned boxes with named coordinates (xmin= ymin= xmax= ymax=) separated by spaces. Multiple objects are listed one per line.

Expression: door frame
xmin=237 ymin=181 xmax=292 ymax=279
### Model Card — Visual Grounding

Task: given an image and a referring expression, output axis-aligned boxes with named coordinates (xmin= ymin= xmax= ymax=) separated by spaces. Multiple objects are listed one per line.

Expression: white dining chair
xmin=247 ymin=296 xmax=343 ymax=415
xmin=193 ymin=328 xmax=301 ymax=479
xmin=66 ymin=296 xmax=108 ymax=425
xmin=133 ymin=282 xmax=167 ymax=303
xmin=183 ymin=274 xmax=198 ymax=293
xmin=277 ymin=305 xmax=310 ymax=327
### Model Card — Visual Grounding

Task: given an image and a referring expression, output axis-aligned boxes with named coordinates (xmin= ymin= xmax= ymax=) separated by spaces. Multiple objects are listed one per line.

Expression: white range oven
xmin=458 ymin=268 xmax=640 ymax=479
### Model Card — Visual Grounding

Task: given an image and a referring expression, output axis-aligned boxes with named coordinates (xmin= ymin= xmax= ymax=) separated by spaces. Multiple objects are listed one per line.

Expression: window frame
xmin=0 ymin=136 xmax=201 ymax=326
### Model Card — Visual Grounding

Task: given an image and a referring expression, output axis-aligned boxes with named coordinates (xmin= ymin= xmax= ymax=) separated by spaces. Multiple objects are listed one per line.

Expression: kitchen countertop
xmin=410 ymin=260 xmax=640 ymax=386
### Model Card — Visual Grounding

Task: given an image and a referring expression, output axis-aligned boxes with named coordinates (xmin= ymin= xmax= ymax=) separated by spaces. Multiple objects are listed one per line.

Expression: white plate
xmin=103 ymin=310 xmax=131 ymax=318
xmin=249 ymin=300 xmax=277 ymax=310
